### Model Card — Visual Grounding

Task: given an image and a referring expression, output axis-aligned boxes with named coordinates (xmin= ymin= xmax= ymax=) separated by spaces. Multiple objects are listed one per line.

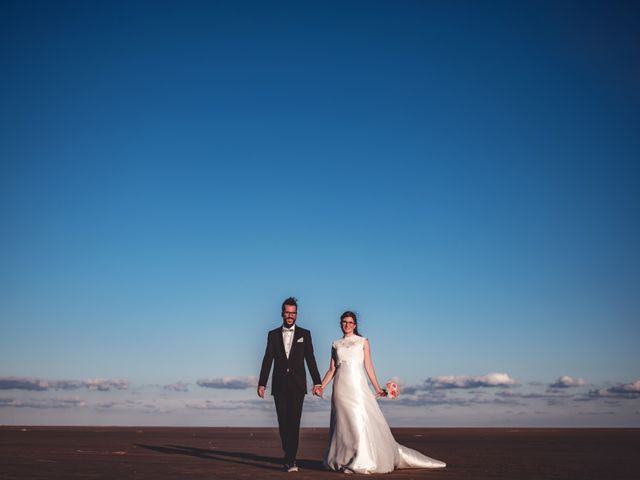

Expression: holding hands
xmin=258 ymin=385 xmax=323 ymax=398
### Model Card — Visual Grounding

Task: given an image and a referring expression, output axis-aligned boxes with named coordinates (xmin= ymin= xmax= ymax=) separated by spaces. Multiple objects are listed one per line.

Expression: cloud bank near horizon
xmin=163 ymin=382 xmax=189 ymax=392
xmin=0 ymin=377 xmax=129 ymax=392
xmin=587 ymin=381 xmax=640 ymax=400
xmin=196 ymin=376 xmax=258 ymax=389
xmin=0 ymin=396 xmax=87 ymax=409
xmin=403 ymin=373 xmax=519 ymax=393
xmin=1 ymin=373 xmax=637 ymax=424
xmin=426 ymin=373 xmax=519 ymax=389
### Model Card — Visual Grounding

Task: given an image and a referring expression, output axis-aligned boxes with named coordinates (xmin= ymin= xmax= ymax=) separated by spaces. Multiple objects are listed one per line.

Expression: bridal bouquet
xmin=383 ymin=381 xmax=400 ymax=399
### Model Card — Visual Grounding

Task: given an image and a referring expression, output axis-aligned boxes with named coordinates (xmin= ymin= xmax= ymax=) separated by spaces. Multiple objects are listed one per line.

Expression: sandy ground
xmin=1 ymin=427 xmax=639 ymax=479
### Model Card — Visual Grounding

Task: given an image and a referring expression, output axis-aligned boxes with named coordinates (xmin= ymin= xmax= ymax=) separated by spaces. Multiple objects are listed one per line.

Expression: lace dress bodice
xmin=332 ymin=335 xmax=365 ymax=366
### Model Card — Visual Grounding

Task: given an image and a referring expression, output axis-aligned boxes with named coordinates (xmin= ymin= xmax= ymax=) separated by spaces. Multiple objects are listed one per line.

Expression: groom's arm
xmin=258 ymin=332 xmax=274 ymax=397
xmin=304 ymin=331 xmax=322 ymax=386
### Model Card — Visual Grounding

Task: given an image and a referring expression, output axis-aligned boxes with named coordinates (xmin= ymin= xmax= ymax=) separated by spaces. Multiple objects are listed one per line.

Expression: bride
xmin=320 ymin=311 xmax=446 ymax=474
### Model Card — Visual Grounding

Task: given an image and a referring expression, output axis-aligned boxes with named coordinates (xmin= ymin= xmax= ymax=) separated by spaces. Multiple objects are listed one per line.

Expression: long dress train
xmin=323 ymin=335 xmax=446 ymax=474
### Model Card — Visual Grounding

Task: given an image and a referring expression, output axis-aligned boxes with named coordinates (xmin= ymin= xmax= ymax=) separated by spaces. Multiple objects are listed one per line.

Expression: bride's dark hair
xmin=340 ymin=311 xmax=361 ymax=336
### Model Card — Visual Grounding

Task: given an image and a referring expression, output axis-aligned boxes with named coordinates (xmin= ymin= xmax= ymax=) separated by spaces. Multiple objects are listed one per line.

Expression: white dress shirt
xmin=282 ymin=324 xmax=295 ymax=359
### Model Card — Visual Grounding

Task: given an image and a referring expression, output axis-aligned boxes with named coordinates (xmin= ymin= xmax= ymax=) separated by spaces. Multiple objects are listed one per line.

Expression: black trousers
xmin=273 ymin=392 xmax=305 ymax=464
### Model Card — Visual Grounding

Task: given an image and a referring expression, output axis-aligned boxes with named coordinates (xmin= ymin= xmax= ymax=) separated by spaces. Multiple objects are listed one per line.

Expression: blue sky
xmin=1 ymin=0 xmax=639 ymax=427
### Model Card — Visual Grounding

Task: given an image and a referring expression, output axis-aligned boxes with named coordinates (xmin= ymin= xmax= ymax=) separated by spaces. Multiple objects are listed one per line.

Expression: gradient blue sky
xmin=1 ymin=0 xmax=639 ymax=427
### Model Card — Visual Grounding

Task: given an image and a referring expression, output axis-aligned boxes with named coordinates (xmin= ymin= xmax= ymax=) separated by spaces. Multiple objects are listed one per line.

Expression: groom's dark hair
xmin=281 ymin=297 xmax=298 ymax=313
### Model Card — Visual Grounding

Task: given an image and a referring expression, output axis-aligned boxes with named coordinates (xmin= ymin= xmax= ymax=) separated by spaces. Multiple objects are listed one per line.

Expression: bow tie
xmin=282 ymin=327 xmax=294 ymax=333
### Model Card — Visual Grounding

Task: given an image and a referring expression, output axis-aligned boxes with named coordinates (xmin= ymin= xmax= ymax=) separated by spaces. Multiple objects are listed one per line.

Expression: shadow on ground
xmin=135 ymin=443 xmax=325 ymax=472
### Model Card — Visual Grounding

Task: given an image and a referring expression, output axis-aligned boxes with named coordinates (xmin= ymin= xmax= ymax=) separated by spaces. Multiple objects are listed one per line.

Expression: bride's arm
xmin=363 ymin=339 xmax=385 ymax=396
xmin=320 ymin=347 xmax=337 ymax=390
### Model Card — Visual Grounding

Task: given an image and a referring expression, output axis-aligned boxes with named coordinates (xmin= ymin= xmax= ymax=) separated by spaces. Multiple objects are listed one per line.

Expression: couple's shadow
xmin=134 ymin=443 xmax=325 ymax=472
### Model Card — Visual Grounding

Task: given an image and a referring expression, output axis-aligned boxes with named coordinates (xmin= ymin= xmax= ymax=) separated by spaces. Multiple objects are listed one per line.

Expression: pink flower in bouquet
xmin=385 ymin=381 xmax=400 ymax=399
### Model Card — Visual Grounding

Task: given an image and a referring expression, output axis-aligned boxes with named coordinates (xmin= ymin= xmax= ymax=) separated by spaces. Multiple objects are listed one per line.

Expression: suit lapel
xmin=277 ymin=329 xmax=287 ymax=359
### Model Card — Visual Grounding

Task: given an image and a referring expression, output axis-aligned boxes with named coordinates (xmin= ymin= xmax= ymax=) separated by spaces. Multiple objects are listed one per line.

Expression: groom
xmin=258 ymin=297 xmax=323 ymax=472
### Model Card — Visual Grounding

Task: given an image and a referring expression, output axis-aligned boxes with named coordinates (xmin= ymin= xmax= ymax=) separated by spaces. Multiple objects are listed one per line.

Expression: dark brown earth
xmin=1 ymin=427 xmax=639 ymax=479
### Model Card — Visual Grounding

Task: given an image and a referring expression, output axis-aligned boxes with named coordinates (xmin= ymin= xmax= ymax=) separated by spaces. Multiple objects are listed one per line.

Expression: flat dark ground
xmin=1 ymin=427 xmax=639 ymax=479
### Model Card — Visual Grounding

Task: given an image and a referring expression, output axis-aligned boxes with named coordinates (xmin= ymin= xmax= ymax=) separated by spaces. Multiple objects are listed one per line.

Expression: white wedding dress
xmin=324 ymin=335 xmax=446 ymax=474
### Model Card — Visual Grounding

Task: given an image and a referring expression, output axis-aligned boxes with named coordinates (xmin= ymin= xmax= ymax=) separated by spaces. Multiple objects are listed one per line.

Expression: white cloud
xmin=197 ymin=376 xmax=257 ymax=389
xmin=83 ymin=378 xmax=129 ymax=391
xmin=139 ymin=403 xmax=174 ymax=414
xmin=613 ymin=380 xmax=640 ymax=393
xmin=0 ymin=377 xmax=80 ymax=391
xmin=496 ymin=390 xmax=573 ymax=406
xmin=186 ymin=399 xmax=258 ymax=410
xmin=587 ymin=380 xmax=640 ymax=400
xmin=0 ymin=396 xmax=87 ymax=409
xmin=426 ymin=373 xmax=518 ymax=389
xmin=549 ymin=376 xmax=586 ymax=388
xmin=164 ymin=382 xmax=189 ymax=392
xmin=401 ymin=384 xmax=420 ymax=395
xmin=0 ymin=377 xmax=50 ymax=391
xmin=0 ymin=376 xmax=128 ymax=392
xmin=394 ymin=390 xmax=523 ymax=407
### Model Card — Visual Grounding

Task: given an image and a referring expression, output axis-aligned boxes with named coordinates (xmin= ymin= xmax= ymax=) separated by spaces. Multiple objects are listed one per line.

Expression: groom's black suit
xmin=259 ymin=325 xmax=322 ymax=465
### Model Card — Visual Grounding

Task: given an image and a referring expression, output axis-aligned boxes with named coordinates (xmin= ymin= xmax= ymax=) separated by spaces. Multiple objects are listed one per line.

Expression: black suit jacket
xmin=258 ymin=325 xmax=322 ymax=396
